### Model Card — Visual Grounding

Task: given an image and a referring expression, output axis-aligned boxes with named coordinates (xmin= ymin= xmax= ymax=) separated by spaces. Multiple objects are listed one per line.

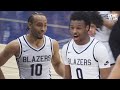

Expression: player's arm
xmin=61 ymin=44 xmax=71 ymax=79
xmin=0 ymin=40 xmax=19 ymax=66
xmin=94 ymin=42 xmax=111 ymax=79
xmin=0 ymin=68 xmax=5 ymax=79
xmin=64 ymin=65 xmax=71 ymax=79
xmin=51 ymin=40 xmax=65 ymax=78
xmin=100 ymin=67 xmax=111 ymax=79
xmin=108 ymin=55 xmax=120 ymax=79
xmin=98 ymin=12 xmax=116 ymax=30
xmin=103 ymin=18 xmax=115 ymax=30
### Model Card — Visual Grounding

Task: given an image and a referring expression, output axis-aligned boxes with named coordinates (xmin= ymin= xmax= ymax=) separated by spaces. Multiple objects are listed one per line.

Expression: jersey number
xmin=30 ymin=64 xmax=42 ymax=76
xmin=76 ymin=68 xmax=83 ymax=79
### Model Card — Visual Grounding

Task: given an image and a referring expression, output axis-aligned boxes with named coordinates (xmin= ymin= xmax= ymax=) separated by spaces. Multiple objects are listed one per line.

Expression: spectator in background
xmin=109 ymin=11 xmax=120 ymax=60
xmin=88 ymin=11 xmax=103 ymax=37
xmin=88 ymin=11 xmax=115 ymax=69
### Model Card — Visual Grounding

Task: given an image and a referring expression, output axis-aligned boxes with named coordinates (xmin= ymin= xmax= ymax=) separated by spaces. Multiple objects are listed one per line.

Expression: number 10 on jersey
xmin=30 ymin=64 xmax=42 ymax=76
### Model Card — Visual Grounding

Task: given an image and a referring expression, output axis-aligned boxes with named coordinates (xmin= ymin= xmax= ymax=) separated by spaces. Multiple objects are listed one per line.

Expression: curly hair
xmin=70 ymin=11 xmax=91 ymax=27
xmin=88 ymin=11 xmax=103 ymax=29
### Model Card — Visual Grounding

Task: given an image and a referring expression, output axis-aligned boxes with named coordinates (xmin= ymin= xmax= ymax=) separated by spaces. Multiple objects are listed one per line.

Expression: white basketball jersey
xmin=16 ymin=35 xmax=53 ymax=79
xmin=62 ymin=37 xmax=110 ymax=79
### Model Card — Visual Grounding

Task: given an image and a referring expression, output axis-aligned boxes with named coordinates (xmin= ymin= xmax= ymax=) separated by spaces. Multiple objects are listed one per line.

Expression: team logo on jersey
xmin=23 ymin=49 xmax=30 ymax=52
xmin=104 ymin=61 xmax=109 ymax=66
xmin=68 ymin=52 xmax=71 ymax=53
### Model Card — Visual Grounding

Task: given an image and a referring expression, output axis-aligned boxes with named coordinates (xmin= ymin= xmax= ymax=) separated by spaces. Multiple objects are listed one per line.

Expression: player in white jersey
xmin=0 ymin=12 xmax=65 ymax=79
xmin=62 ymin=11 xmax=111 ymax=79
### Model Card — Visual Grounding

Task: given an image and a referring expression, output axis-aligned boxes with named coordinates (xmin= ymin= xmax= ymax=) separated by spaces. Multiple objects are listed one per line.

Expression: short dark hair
xmin=88 ymin=11 xmax=103 ymax=29
xmin=28 ymin=12 xmax=45 ymax=23
xmin=70 ymin=11 xmax=91 ymax=27
xmin=26 ymin=12 xmax=45 ymax=31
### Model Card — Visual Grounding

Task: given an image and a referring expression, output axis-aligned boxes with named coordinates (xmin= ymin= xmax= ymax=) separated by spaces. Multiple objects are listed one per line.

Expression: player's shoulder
xmin=6 ymin=35 xmax=25 ymax=50
xmin=45 ymin=36 xmax=59 ymax=48
xmin=91 ymin=37 xmax=105 ymax=48
xmin=62 ymin=39 xmax=72 ymax=50
xmin=8 ymin=39 xmax=19 ymax=47
xmin=91 ymin=37 xmax=102 ymax=44
xmin=44 ymin=35 xmax=57 ymax=44
xmin=44 ymin=35 xmax=53 ymax=40
xmin=4 ymin=39 xmax=20 ymax=53
xmin=92 ymin=38 xmax=107 ymax=50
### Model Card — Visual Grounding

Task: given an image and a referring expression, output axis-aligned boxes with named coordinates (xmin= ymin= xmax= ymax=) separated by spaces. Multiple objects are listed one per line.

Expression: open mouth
xmin=73 ymin=35 xmax=79 ymax=40
xmin=74 ymin=35 xmax=79 ymax=38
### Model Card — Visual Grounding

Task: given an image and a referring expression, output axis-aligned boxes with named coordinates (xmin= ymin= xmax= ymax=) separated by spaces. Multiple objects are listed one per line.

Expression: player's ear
xmin=28 ymin=22 xmax=32 ymax=29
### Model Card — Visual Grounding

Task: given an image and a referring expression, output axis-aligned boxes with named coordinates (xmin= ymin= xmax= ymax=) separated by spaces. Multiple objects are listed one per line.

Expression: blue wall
xmin=0 ymin=11 xmax=73 ymax=48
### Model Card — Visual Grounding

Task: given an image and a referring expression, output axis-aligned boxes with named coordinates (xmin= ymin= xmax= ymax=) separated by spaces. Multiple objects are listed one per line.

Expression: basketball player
xmin=61 ymin=11 xmax=111 ymax=79
xmin=0 ymin=12 xmax=64 ymax=79
xmin=108 ymin=55 xmax=120 ymax=79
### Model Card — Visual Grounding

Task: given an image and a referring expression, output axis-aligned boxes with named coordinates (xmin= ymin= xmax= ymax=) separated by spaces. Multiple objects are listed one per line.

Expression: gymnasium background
xmin=0 ymin=11 xmax=73 ymax=48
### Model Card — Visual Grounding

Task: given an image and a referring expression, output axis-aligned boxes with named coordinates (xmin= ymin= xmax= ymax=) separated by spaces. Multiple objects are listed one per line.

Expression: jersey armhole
xmin=93 ymin=41 xmax=99 ymax=62
xmin=16 ymin=38 xmax=22 ymax=60
xmin=66 ymin=40 xmax=71 ymax=58
xmin=49 ymin=38 xmax=54 ymax=55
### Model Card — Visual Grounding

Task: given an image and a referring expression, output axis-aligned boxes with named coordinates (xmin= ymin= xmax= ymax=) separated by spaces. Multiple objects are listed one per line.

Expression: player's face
xmin=88 ymin=24 xmax=96 ymax=37
xmin=29 ymin=15 xmax=47 ymax=39
xmin=69 ymin=20 xmax=89 ymax=43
